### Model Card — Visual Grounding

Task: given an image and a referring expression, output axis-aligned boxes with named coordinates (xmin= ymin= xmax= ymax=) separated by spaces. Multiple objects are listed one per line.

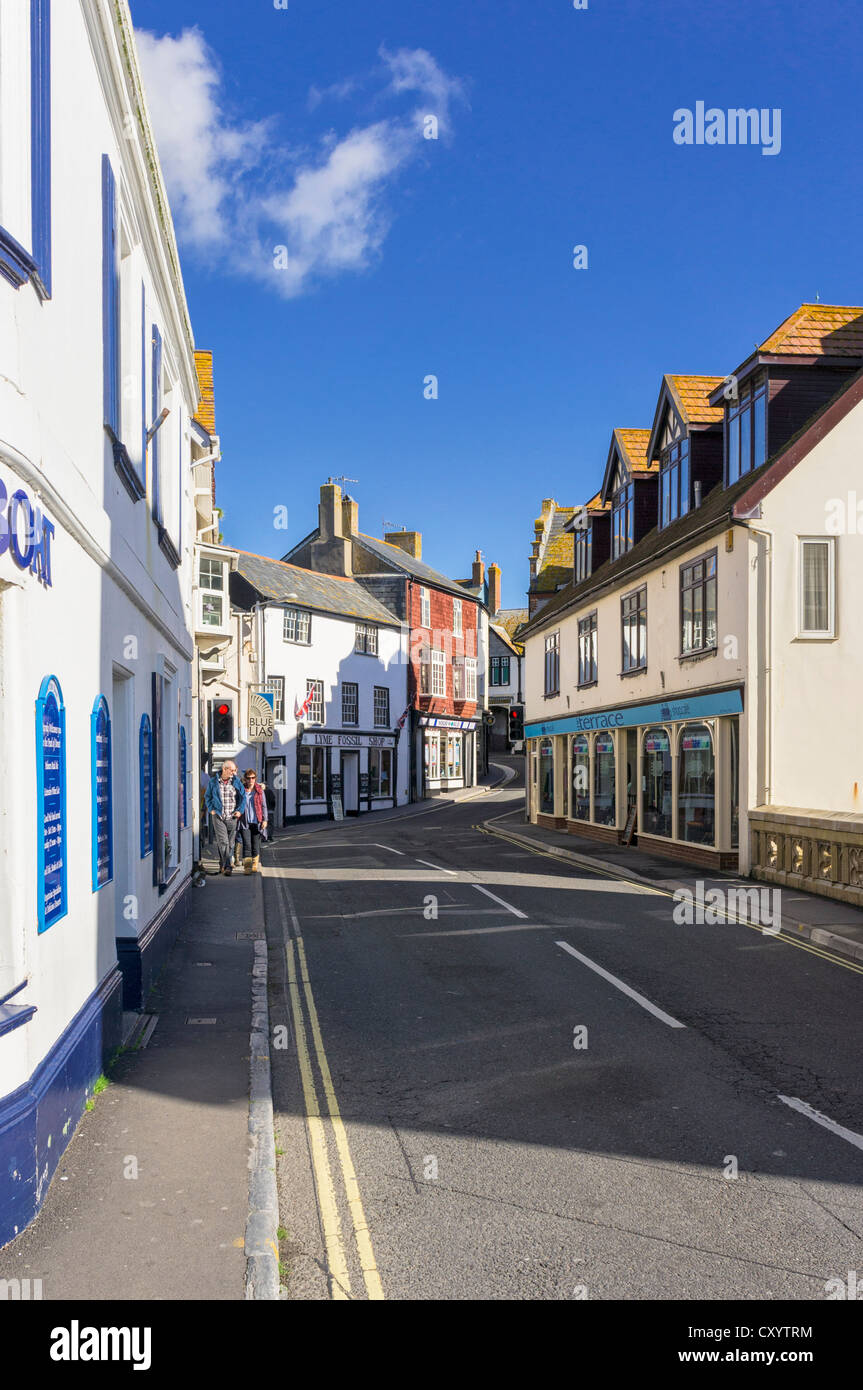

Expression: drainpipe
xmin=746 ymin=523 xmax=773 ymax=808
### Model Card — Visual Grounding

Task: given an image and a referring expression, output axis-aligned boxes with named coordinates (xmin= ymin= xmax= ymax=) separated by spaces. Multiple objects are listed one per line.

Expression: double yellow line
xmin=478 ymin=820 xmax=863 ymax=977
xmin=276 ymin=875 xmax=384 ymax=1300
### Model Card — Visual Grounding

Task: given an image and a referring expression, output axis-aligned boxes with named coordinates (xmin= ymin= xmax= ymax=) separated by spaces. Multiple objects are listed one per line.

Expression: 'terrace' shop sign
xmin=0 ymin=474 xmax=55 ymax=587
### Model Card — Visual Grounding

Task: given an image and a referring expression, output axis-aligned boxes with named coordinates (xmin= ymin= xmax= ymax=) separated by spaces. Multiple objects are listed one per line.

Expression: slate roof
xmin=491 ymin=621 xmax=524 ymax=656
xmin=495 ymin=607 xmax=529 ymax=641
xmin=357 ymin=533 xmax=470 ymax=598
xmin=234 ymin=551 xmax=401 ymax=625
xmin=760 ymin=304 xmax=863 ymax=357
xmin=533 ymin=505 xmax=576 ymax=592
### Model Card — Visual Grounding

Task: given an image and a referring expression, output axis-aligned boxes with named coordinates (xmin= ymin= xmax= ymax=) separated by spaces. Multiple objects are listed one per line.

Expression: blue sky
xmin=130 ymin=0 xmax=863 ymax=607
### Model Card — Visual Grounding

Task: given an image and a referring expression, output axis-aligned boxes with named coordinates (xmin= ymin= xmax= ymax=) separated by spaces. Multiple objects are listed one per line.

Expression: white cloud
xmin=134 ymin=29 xmax=465 ymax=296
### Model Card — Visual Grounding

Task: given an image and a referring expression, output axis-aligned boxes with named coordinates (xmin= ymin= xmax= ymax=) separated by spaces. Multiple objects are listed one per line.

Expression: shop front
xmin=296 ymin=729 xmax=400 ymax=818
xmin=526 ymin=688 xmax=743 ymax=870
xmin=417 ymin=715 xmax=479 ymax=795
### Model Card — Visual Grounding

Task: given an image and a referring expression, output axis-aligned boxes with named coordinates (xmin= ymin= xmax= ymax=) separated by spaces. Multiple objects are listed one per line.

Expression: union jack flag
xmin=294 ymin=688 xmax=315 ymax=720
xmin=396 ymin=707 xmax=410 ymax=729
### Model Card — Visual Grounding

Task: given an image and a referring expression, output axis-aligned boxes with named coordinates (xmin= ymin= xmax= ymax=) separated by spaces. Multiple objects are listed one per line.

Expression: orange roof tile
xmin=759 ymin=304 xmax=863 ymax=357
xmin=614 ymin=428 xmax=654 ymax=474
xmin=667 ymin=375 xmax=725 ymax=426
xmin=194 ymin=349 xmax=215 ymax=434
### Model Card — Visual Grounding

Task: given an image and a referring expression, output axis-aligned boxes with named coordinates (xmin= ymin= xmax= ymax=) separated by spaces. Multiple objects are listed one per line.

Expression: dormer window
xmin=574 ymin=527 xmax=592 ymax=582
xmin=726 ymin=373 xmax=767 ymax=484
xmin=611 ymin=468 xmax=633 ymax=560
xmin=657 ymin=409 xmax=690 ymax=527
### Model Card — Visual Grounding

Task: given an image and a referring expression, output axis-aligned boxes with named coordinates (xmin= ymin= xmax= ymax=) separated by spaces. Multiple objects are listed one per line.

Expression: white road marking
xmin=473 ymin=884 xmax=527 ymax=919
xmin=371 ymin=843 xmax=405 ymax=855
xmin=778 ymin=1095 xmax=863 ymax=1152
xmin=416 ymin=859 xmax=457 ymax=876
xmin=555 ymin=940 xmax=686 ymax=1029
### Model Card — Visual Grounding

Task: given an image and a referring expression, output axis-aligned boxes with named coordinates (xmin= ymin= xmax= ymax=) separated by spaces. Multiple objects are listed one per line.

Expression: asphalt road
xmin=264 ymin=761 xmax=863 ymax=1302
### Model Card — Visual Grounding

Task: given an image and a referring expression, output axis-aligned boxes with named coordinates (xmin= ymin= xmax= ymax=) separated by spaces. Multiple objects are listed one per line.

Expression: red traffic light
xmin=217 ymin=703 xmax=229 ymax=715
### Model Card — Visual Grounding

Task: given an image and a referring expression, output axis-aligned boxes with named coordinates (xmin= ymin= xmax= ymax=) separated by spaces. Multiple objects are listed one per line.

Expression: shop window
xmin=642 ymin=728 xmax=671 ymax=838
xmin=539 ymin=737 xmax=554 ymax=814
xmin=369 ymin=748 xmax=392 ymax=797
xmin=797 ymin=537 xmax=835 ymax=637
xmin=342 ymin=681 xmax=359 ymax=726
xmin=426 ymin=732 xmax=440 ymax=779
xmin=621 ymin=588 xmax=647 ymax=672
xmin=678 ymin=723 xmax=715 ymax=845
xmin=571 ymin=734 xmax=590 ymax=821
xmin=578 ymin=612 xmax=597 ymax=686
xmin=594 ymin=732 xmax=616 ymax=826
xmin=680 ymin=552 xmax=717 ymax=656
xmin=298 ymin=745 xmax=326 ymax=801
xmin=730 ymin=719 xmax=739 ymax=850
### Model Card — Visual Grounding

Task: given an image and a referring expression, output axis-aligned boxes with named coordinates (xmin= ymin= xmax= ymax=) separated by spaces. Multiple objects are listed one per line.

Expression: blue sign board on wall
xmin=139 ymin=713 xmax=153 ymax=857
xmin=36 ymin=675 xmax=67 ymax=933
xmin=91 ymin=696 xmax=113 ymax=890
xmin=179 ymin=726 xmax=187 ymax=829
xmin=525 ymin=687 xmax=744 ymax=740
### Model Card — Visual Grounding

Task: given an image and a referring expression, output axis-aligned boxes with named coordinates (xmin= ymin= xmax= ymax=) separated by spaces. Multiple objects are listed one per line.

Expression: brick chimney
xmin=488 ymin=562 xmax=501 ymax=616
xmin=385 ymin=530 xmax=422 ymax=560
xmin=472 ymin=549 xmax=484 ymax=588
xmin=311 ymin=483 xmax=352 ymax=575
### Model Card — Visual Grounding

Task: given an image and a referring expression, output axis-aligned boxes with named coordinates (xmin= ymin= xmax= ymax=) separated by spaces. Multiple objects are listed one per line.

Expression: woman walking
xmin=239 ymin=767 xmax=268 ymax=874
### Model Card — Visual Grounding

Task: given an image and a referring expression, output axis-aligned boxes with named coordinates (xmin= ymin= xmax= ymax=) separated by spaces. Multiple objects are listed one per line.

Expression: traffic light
xmin=211 ymin=698 xmax=234 ymax=745
xmin=509 ymin=705 xmax=524 ymax=742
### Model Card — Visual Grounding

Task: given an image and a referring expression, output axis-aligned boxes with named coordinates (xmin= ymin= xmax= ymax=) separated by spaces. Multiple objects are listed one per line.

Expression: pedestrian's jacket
xmin=205 ymin=773 xmax=245 ymax=814
xmin=239 ymin=783 xmax=267 ymax=824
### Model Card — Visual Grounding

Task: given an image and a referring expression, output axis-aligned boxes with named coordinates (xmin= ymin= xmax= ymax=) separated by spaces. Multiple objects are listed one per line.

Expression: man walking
xmin=205 ymin=760 xmax=244 ymax=875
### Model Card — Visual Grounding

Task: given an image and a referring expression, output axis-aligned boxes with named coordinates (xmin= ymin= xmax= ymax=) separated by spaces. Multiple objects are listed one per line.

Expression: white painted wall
xmin=0 ymin=0 xmax=197 ymax=1093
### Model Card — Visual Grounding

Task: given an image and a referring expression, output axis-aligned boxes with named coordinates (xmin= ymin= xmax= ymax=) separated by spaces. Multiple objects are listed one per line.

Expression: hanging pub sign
xmin=248 ymin=690 xmax=275 ymax=742
xmin=36 ymin=675 xmax=67 ymax=932
xmin=91 ymin=696 xmax=113 ymax=890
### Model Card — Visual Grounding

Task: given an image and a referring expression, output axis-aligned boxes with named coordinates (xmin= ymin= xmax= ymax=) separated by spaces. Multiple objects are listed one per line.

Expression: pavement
xmin=0 ymin=867 xmax=269 ymax=1300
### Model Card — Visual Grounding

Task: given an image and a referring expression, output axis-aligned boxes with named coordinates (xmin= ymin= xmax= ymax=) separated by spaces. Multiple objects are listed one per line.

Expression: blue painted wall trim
xmin=35 ymin=675 xmax=68 ymax=934
xmin=0 ymin=1002 xmax=37 ymax=1040
xmin=30 ymin=0 xmax=52 ymax=299
xmin=0 ymin=965 xmax=123 ymax=1249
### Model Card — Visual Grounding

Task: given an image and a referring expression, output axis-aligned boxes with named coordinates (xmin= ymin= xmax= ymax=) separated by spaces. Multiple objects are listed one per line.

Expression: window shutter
xmin=101 ymin=156 xmax=119 ymax=433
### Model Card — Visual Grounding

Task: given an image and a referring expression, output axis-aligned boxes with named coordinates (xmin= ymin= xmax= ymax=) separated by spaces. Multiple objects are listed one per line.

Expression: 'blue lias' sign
xmin=37 ymin=676 xmax=67 ymax=932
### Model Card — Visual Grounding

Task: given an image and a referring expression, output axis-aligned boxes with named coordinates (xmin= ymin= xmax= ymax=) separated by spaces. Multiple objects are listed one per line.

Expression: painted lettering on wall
xmin=0 ymin=475 xmax=55 ymax=587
